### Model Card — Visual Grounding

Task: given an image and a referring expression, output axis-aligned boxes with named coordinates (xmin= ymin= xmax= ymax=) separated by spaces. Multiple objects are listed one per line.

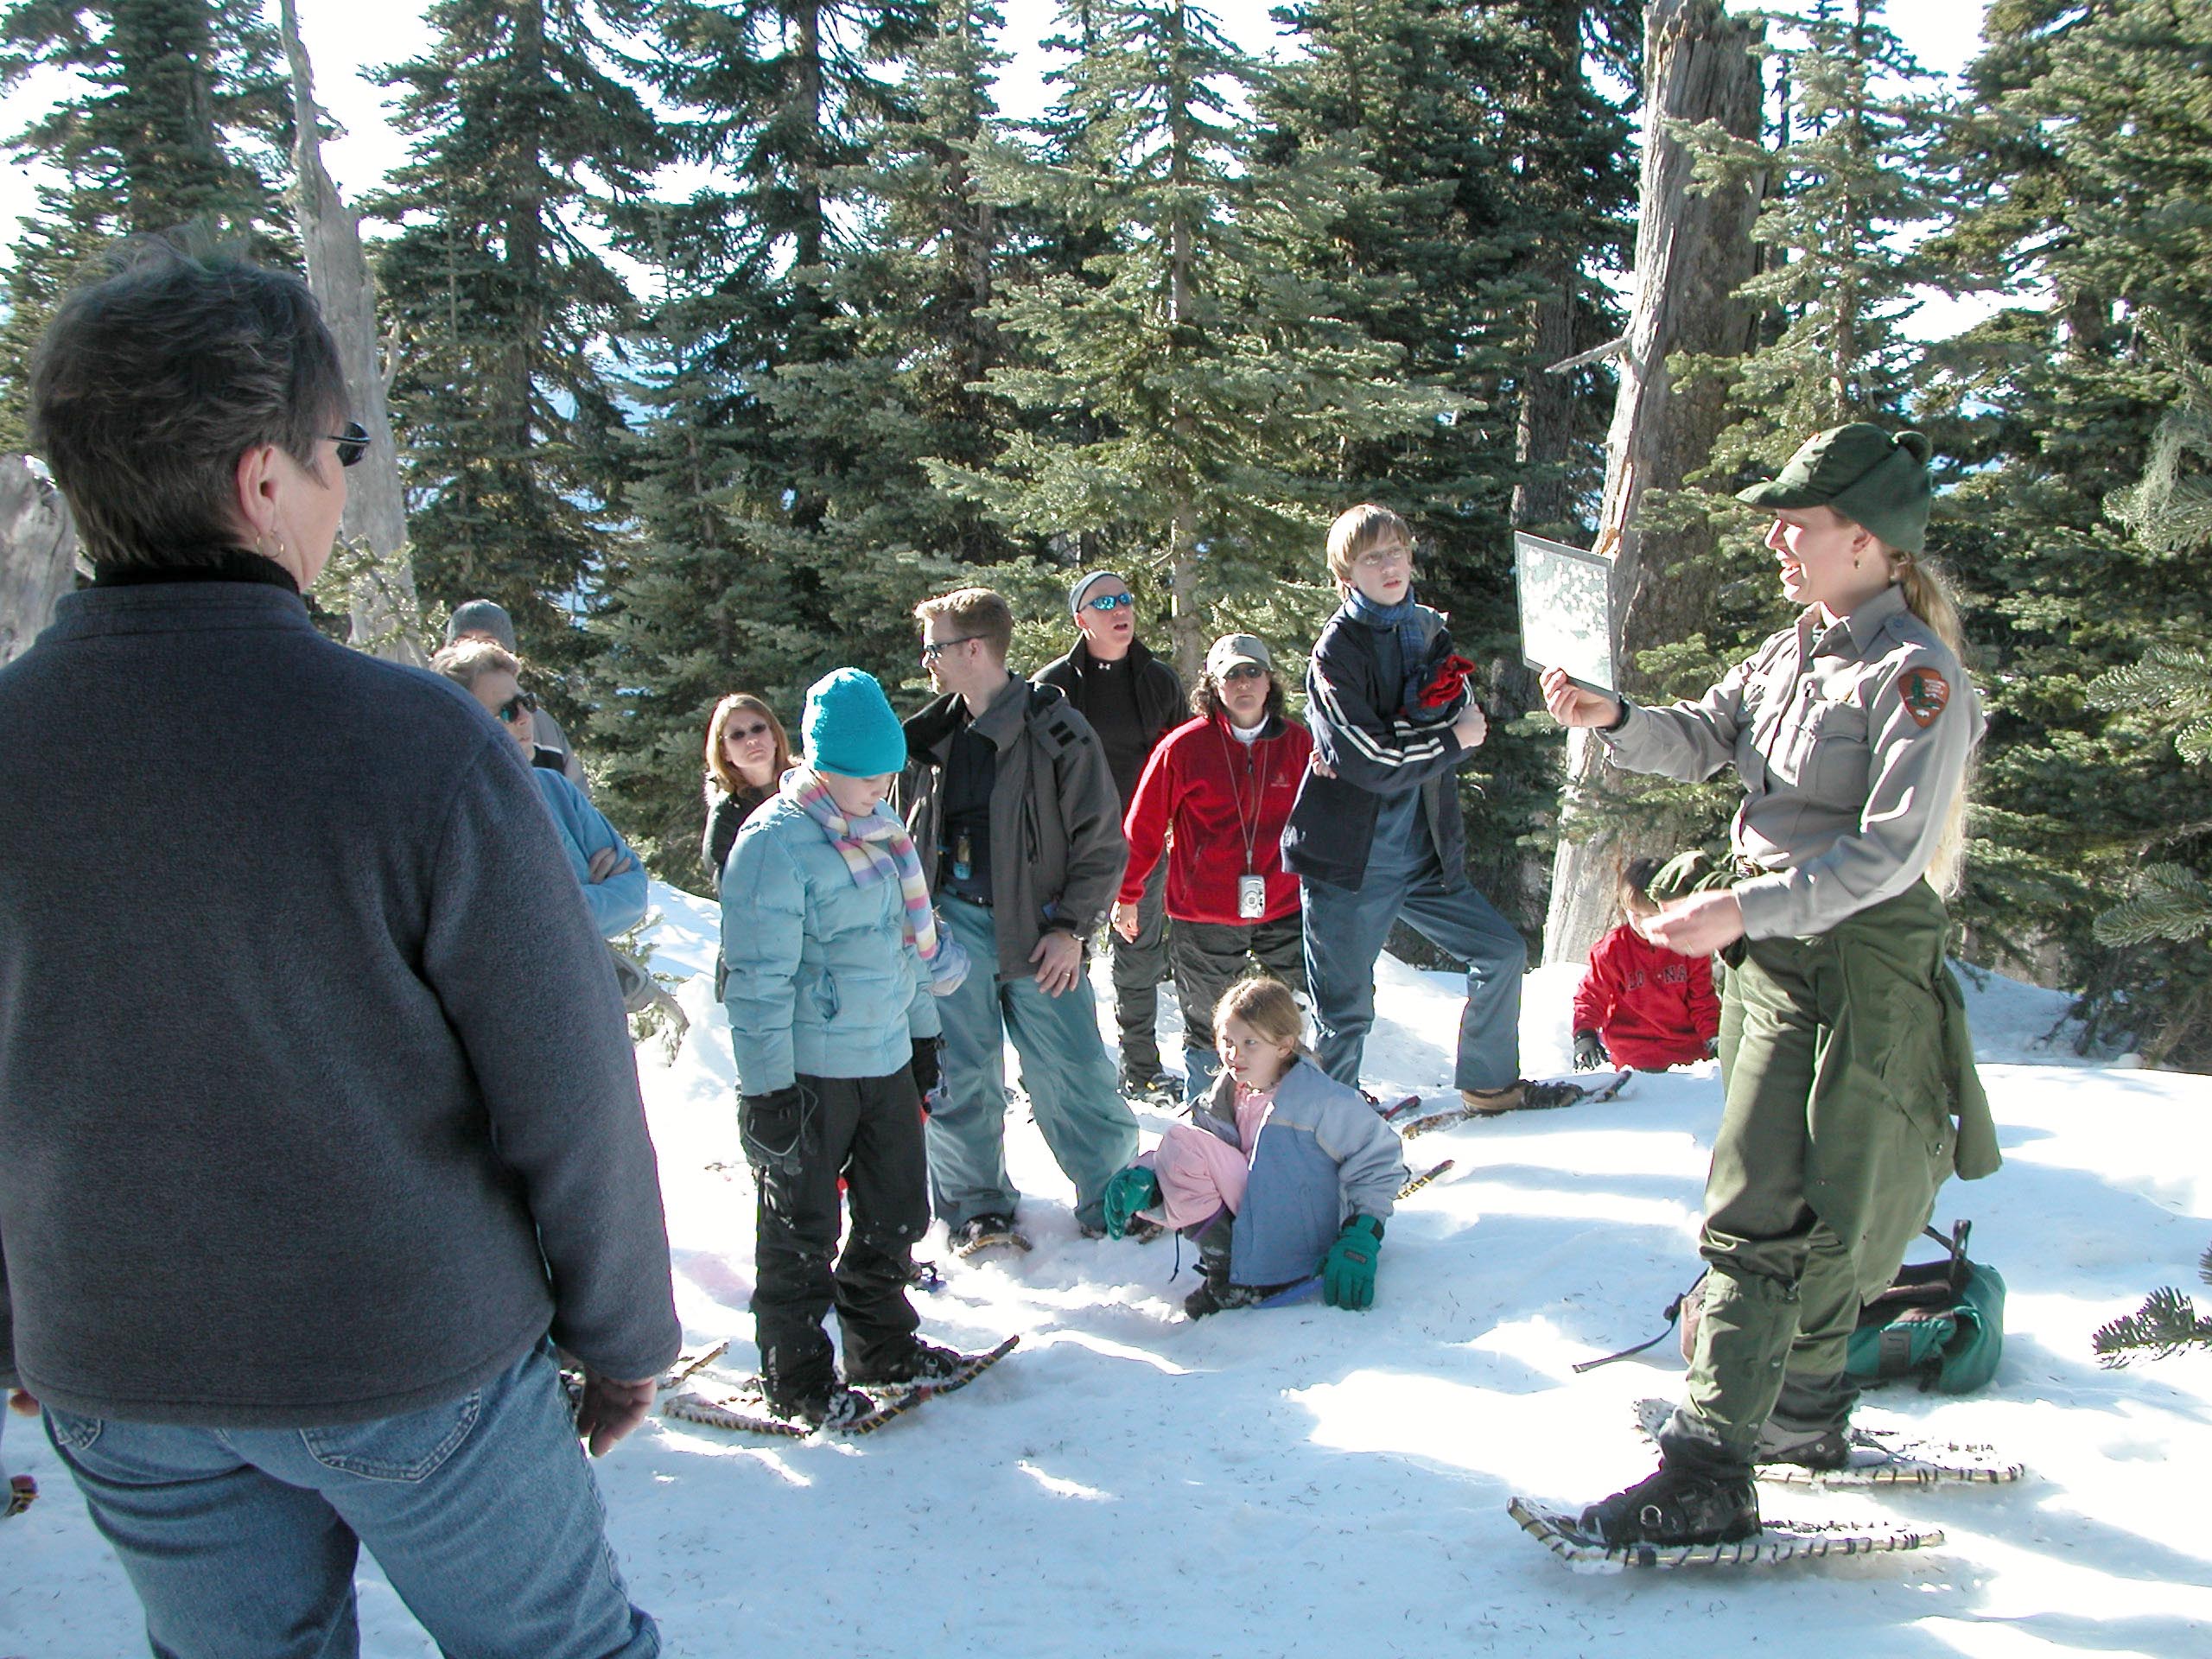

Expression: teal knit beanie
xmin=803 ymin=669 xmax=908 ymax=778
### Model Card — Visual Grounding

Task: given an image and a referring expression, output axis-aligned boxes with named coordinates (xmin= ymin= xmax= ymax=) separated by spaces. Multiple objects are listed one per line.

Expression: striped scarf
xmin=784 ymin=767 xmax=969 ymax=994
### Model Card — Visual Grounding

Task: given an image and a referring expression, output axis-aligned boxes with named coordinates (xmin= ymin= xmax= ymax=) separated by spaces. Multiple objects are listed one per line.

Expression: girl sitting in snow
xmin=1101 ymin=978 xmax=1406 ymax=1317
xmin=1571 ymin=856 xmax=1720 ymax=1073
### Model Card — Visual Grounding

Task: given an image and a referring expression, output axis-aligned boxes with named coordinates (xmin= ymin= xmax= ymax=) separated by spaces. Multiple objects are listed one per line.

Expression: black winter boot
xmin=1577 ymin=1461 xmax=1759 ymax=1548
xmin=844 ymin=1340 xmax=968 ymax=1388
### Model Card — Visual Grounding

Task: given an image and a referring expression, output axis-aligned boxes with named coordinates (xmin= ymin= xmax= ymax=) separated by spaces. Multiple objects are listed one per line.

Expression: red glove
xmin=1417 ymin=653 xmax=1477 ymax=710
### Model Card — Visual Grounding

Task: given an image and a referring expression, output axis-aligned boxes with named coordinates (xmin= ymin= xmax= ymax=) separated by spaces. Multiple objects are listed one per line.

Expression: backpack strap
xmin=1573 ymin=1272 xmax=1707 ymax=1374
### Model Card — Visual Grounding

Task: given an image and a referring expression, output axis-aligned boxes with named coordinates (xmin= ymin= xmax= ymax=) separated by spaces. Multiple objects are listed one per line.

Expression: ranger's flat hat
xmin=1737 ymin=423 xmax=1933 ymax=553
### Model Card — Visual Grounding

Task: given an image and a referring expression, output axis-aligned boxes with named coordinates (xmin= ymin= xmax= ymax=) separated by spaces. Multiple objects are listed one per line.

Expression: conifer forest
xmin=4 ymin=0 xmax=2209 ymax=1066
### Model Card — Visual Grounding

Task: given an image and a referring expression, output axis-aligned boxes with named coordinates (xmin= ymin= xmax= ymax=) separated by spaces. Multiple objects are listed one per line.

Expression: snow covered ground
xmin=7 ymin=880 xmax=2211 ymax=1656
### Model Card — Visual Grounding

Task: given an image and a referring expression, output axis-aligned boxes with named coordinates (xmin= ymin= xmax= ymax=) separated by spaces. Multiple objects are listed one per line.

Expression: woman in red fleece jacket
xmin=1573 ymin=858 xmax=1721 ymax=1071
xmin=1115 ymin=633 xmax=1313 ymax=1102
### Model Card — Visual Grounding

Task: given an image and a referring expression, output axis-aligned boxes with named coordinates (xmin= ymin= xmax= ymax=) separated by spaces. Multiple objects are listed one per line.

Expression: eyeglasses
xmin=921 ymin=635 xmax=984 ymax=662
xmin=325 ymin=423 xmax=370 ymax=467
xmin=1083 ymin=592 xmax=1135 ymax=612
xmin=1221 ymin=663 xmax=1268 ymax=683
xmin=1354 ymin=544 xmax=1413 ymax=571
xmin=496 ymin=691 xmax=539 ymax=724
xmin=726 ymin=721 xmax=772 ymax=741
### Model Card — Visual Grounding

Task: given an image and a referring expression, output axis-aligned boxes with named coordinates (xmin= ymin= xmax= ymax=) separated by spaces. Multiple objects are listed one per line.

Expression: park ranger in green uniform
xmin=1541 ymin=423 xmax=2001 ymax=1548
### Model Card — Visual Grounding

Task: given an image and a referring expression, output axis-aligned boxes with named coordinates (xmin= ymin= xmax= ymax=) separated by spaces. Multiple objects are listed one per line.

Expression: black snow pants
xmin=740 ymin=1069 xmax=930 ymax=1407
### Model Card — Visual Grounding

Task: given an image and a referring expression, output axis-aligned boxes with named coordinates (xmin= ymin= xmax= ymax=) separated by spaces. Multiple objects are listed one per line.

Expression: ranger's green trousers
xmin=1664 ymin=882 xmax=1978 ymax=1472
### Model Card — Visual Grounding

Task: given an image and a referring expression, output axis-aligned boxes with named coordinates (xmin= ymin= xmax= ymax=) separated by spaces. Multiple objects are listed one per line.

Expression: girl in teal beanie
xmin=720 ymin=669 xmax=974 ymax=1428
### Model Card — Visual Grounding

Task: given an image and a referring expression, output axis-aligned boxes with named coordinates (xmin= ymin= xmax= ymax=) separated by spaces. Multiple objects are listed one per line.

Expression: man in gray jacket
xmin=2 ymin=249 xmax=678 ymax=1656
xmin=901 ymin=588 xmax=1139 ymax=1246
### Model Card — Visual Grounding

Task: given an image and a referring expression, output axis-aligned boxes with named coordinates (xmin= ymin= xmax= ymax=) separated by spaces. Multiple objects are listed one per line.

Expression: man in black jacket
xmin=1038 ymin=570 xmax=1186 ymax=1098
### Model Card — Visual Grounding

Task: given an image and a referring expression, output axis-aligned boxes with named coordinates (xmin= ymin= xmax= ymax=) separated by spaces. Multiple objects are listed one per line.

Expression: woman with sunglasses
xmin=1114 ymin=633 xmax=1313 ymax=1103
xmin=432 ymin=639 xmax=645 ymax=939
xmin=702 ymin=693 xmax=794 ymax=893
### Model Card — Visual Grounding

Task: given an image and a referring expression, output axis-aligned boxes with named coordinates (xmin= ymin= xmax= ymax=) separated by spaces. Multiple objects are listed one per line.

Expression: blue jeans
xmin=1301 ymin=802 xmax=1526 ymax=1093
xmin=42 ymin=1340 xmax=657 ymax=1659
xmin=930 ymin=898 xmax=1140 ymax=1230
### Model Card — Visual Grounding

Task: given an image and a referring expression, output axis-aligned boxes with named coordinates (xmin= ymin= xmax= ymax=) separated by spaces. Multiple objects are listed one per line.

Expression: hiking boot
xmin=1463 ymin=1077 xmax=1585 ymax=1115
xmin=1577 ymin=1462 xmax=1759 ymax=1548
xmin=845 ymin=1340 xmax=968 ymax=1389
xmin=1461 ymin=1084 xmax=1523 ymax=1114
xmin=1754 ymin=1420 xmax=1853 ymax=1472
xmin=768 ymin=1383 xmax=880 ymax=1432
xmin=952 ymin=1213 xmax=1020 ymax=1250
xmin=1183 ymin=1278 xmax=1270 ymax=1319
xmin=1125 ymin=1216 xmax=1166 ymax=1243
xmin=1122 ymin=1068 xmax=1182 ymax=1103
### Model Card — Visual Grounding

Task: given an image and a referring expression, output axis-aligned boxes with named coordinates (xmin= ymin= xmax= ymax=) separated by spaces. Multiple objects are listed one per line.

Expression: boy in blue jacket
xmin=1281 ymin=505 xmax=1564 ymax=1113
xmin=722 ymin=671 xmax=972 ymax=1428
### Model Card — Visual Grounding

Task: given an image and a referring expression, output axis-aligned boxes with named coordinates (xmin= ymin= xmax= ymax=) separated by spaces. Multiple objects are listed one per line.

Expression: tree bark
xmin=278 ymin=0 xmax=423 ymax=664
xmin=1541 ymin=0 xmax=1764 ymax=966
xmin=0 ymin=455 xmax=78 ymax=668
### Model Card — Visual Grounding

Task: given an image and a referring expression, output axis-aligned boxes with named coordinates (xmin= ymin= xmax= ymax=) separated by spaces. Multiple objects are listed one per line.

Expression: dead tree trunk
xmin=278 ymin=0 xmax=424 ymax=665
xmin=1541 ymin=0 xmax=1764 ymax=966
xmin=0 ymin=456 xmax=77 ymax=668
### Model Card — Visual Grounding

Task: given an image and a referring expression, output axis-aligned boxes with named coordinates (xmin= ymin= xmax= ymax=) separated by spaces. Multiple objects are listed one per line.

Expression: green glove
xmin=1320 ymin=1214 xmax=1383 ymax=1310
xmin=1102 ymin=1165 xmax=1162 ymax=1240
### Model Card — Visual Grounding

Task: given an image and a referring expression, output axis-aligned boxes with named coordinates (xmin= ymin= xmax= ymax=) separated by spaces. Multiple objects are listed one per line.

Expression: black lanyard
xmin=1216 ymin=718 xmax=1264 ymax=875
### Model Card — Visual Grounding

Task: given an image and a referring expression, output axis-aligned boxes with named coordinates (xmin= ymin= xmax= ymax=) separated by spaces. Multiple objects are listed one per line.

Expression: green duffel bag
xmin=1846 ymin=1221 xmax=2005 ymax=1395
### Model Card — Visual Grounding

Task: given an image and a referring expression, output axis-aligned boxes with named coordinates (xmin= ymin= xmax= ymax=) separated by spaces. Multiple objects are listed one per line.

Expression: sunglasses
xmin=1221 ymin=663 xmax=1268 ymax=683
xmin=496 ymin=691 xmax=539 ymax=724
xmin=325 ymin=423 xmax=370 ymax=467
xmin=921 ymin=635 xmax=984 ymax=662
xmin=1083 ymin=592 xmax=1135 ymax=612
xmin=726 ymin=721 xmax=772 ymax=741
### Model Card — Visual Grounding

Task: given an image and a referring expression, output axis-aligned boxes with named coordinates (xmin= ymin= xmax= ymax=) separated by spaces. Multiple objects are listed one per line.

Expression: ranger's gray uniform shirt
xmin=1602 ymin=582 xmax=1981 ymax=940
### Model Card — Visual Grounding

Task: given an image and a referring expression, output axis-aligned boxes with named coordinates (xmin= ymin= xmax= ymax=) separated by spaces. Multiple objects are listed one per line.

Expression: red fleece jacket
xmin=1572 ymin=923 xmax=1720 ymax=1071
xmin=1121 ymin=712 xmax=1312 ymax=925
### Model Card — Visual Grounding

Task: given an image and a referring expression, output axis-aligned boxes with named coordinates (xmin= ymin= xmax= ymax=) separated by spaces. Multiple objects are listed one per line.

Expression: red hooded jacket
xmin=1121 ymin=711 xmax=1312 ymax=925
xmin=1572 ymin=923 xmax=1720 ymax=1071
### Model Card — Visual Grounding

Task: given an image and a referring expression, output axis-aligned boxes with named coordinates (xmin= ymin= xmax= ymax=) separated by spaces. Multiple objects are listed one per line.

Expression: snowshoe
xmin=1507 ymin=1496 xmax=1942 ymax=1573
xmin=1633 ymin=1397 xmax=2025 ymax=1487
xmin=1399 ymin=1071 xmax=1630 ymax=1139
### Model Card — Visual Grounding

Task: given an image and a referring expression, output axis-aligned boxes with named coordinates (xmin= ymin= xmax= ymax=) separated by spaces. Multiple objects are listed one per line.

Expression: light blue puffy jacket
xmin=721 ymin=795 xmax=942 ymax=1095
xmin=1195 ymin=1056 xmax=1407 ymax=1286
xmin=531 ymin=768 xmax=646 ymax=939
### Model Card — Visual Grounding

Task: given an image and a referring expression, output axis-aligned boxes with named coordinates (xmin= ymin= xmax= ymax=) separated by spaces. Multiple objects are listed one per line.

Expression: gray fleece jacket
xmin=0 ymin=578 xmax=680 ymax=1425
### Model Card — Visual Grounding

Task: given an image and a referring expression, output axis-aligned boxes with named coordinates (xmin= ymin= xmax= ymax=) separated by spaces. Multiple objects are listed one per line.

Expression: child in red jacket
xmin=1572 ymin=858 xmax=1719 ymax=1072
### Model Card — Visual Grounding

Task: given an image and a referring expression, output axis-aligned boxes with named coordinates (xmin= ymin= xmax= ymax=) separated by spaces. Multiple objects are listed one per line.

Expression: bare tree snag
xmin=0 ymin=456 xmax=77 ymax=668
xmin=278 ymin=0 xmax=425 ymax=664
xmin=1541 ymin=0 xmax=1764 ymax=965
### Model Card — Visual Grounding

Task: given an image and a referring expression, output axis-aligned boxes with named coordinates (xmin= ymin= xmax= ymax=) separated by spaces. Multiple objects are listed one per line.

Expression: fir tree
xmin=2093 ymin=1244 xmax=2212 ymax=1366
xmin=365 ymin=0 xmax=671 ymax=697
xmin=1256 ymin=0 xmax=1637 ymax=923
xmin=938 ymin=0 xmax=1448 ymax=680
xmin=1919 ymin=0 xmax=2212 ymax=1059
xmin=584 ymin=0 xmax=953 ymax=868
xmin=1609 ymin=1 xmax=1958 ymax=868
xmin=0 ymin=0 xmax=291 ymax=445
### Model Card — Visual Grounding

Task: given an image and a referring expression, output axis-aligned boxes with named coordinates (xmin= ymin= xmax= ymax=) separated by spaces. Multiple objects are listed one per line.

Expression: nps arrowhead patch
xmin=1899 ymin=665 xmax=1950 ymax=728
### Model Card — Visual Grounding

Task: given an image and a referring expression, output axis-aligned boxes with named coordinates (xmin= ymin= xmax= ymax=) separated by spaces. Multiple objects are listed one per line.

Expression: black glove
xmin=741 ymin=1084 xmax=802 ymax=1118
xmin=1572 ymin=1031 xmax=1608 ymax=1072
xmin=910 ymin=1036 xmax=943 ymax=1102
xmin=1703 ymin=1035 xmax=1719 ymax=1061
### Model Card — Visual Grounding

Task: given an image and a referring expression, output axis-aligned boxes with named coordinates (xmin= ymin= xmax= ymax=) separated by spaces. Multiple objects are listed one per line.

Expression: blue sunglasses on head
xmin=1084 ymin=592 xmax=1135 ymax=613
